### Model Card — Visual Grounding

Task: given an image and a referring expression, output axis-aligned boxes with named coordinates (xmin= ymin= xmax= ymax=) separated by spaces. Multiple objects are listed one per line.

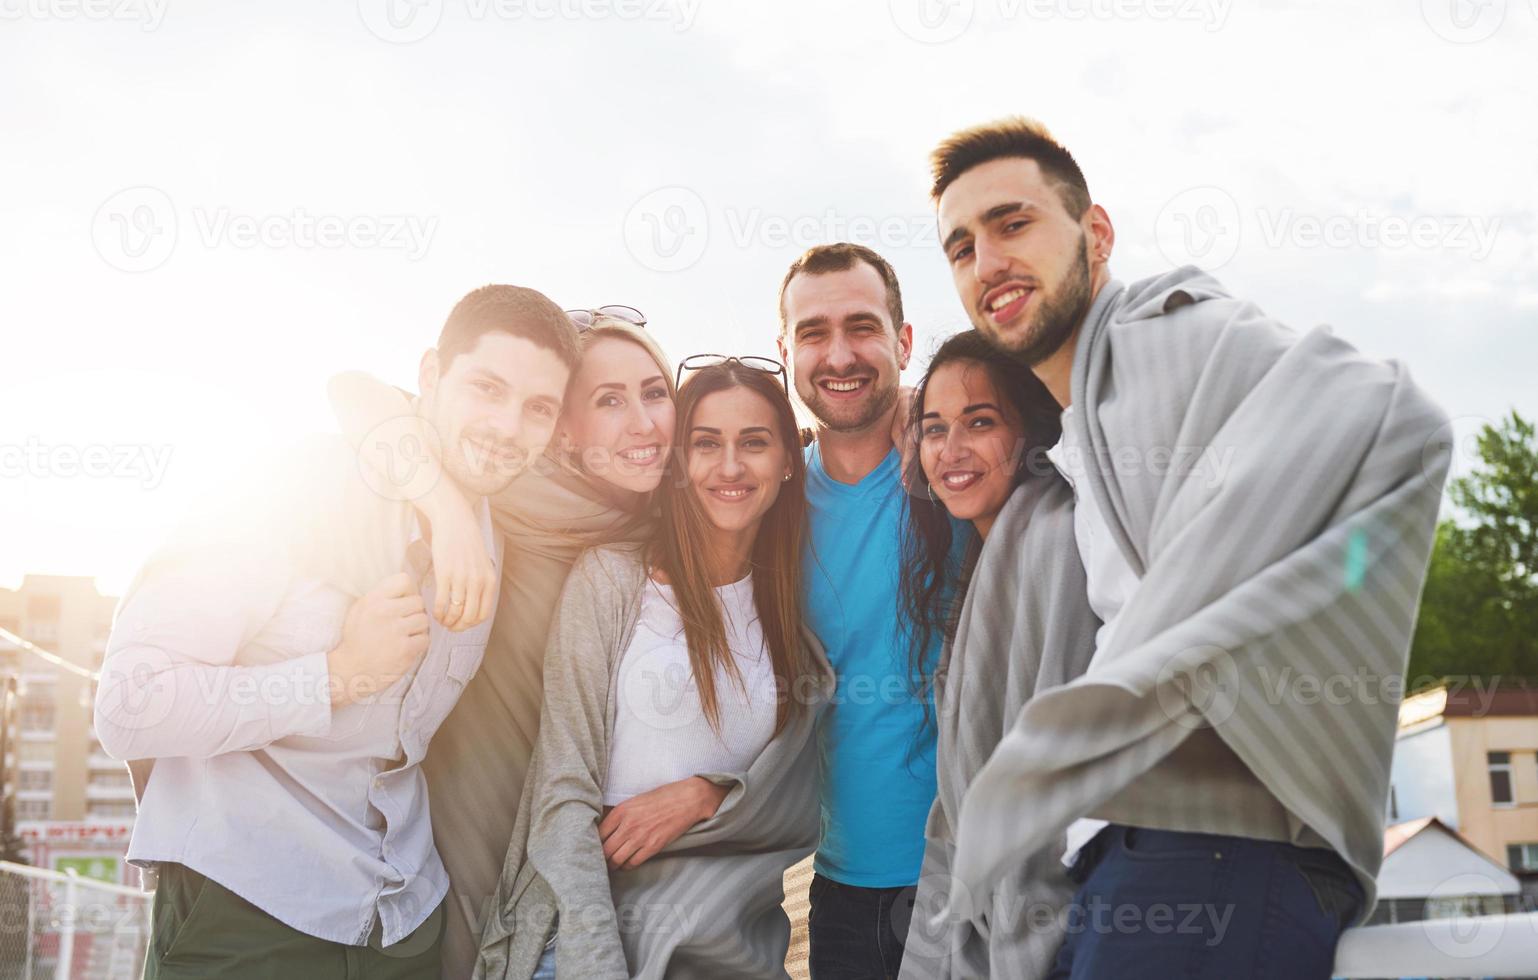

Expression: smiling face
xmin=918 ymin=358 xmax=1027 ymax=537
xmin=559 ymin=335 xmax=675 ymax=493
xmin=778 ymin=262 xmax=912 ymax=433
xmin=937 ymin=157 xmax=1112 ymax=365
xmin=685 ymin=385 xmax=793 ymax=538
xmin=419 ymin=332 xmax=570 ymax=497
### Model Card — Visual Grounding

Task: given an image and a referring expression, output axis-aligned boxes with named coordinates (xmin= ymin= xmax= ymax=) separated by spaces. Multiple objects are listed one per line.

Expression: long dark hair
xmin=899 ymin=331 xmax=1062 ymax=730
xmin=647 ymin=362 xmax=812 ymax=737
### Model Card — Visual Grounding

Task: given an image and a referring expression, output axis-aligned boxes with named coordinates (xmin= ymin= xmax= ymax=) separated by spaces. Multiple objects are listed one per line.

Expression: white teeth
xmin=715 ymin=488 xmax=751 ymax=499
xmin=943 ymin=472 xmax=979 ymax=489
xmin=619 ymin=446 xmax=659 ymax=462
xmin=989 ymin=287 xmax=1027 ymax=312
xmin=823 ymin=379 xmax=863 ymax=392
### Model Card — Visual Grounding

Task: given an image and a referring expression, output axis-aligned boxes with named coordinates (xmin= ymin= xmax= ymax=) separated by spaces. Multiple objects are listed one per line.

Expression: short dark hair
xmin=436 ymin=285 xmax=580 ymax=372
xmin=777 ymin=242 xmax=904 ymax=338
xmin=929 ymin=116 xmax=1091 ymax=218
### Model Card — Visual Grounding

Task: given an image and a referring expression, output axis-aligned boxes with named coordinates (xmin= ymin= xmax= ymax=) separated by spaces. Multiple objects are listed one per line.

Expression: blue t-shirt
xmin=803 ymin=444 xmax=960 ymax=887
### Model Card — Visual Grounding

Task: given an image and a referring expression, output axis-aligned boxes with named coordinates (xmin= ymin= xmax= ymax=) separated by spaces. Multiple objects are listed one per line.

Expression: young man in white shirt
xmin=96 ymin=285 xmax=579 ymax=979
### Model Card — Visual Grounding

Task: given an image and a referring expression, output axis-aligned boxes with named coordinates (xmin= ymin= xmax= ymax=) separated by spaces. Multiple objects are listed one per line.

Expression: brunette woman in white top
xmin=478 ymin=357 xmax=834 ymax=980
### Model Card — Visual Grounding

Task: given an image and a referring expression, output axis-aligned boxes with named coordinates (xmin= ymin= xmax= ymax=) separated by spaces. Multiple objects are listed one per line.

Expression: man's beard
xmin=439 ymin=419 xmax=529 ymax=497
xmin=979 ymin=235 xmax=1093 ymax=367
xmin=801 ymin=364 xmax=900 ymax=434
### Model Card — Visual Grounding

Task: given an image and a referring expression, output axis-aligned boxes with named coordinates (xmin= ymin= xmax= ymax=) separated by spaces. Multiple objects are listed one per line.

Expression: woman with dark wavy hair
xmin=899 ymin=330 xmax=1060 ymax=711
xmin=896 ymin=331 xmax=1099 ymax=978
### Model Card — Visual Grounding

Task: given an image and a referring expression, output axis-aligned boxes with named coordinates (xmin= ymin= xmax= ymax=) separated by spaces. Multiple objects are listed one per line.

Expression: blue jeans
xmin=530 ymin=941 xmax=556 ymax=980
xmin=1047 ymin=825 xmax=1364 ymax=980
xmin=807 ymin=873 xmax=915 ymax=980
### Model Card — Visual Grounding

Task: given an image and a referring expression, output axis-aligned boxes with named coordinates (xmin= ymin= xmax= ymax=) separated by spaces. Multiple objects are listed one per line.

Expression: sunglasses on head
xmin=566 ymin=305 xmax=647 ymax=331
xmin=675 ymin=354 xmax=788 ymax=392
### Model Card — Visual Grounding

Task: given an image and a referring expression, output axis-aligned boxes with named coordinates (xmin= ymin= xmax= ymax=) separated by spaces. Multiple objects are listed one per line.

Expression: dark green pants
xmin=143 ymin=864 xmax=444 ymax=980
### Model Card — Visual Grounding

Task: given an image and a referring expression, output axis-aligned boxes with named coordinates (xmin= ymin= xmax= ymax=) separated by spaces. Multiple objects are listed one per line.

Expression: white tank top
xmin=603 ymin=573 xmax=779 ymax=806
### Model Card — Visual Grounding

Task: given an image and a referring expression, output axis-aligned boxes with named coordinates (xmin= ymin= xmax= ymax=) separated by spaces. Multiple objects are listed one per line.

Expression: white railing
xmin=0 ymin=860 xmax=150 ymax=980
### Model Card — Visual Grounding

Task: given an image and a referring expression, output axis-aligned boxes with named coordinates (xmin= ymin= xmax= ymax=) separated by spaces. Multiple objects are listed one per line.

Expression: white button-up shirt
xmin=96 ymin=434 xmax=498 ymax=946
xmin=1046 ymin=406 xmax=1143 ymax=865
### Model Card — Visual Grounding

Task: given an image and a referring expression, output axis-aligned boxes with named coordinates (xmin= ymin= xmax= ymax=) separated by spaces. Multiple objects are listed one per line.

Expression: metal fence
xmin=0 ymin=861 xmax=149 ymax=980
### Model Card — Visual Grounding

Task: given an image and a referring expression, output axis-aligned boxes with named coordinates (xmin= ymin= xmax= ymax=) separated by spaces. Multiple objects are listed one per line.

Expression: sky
xmin=3 ymin=0 xmax=1535 ymax=596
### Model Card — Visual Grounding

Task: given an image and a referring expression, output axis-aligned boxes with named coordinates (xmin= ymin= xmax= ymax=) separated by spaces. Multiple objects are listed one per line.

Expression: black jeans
xmin=807 ymin=873 xmax=916 ymax=980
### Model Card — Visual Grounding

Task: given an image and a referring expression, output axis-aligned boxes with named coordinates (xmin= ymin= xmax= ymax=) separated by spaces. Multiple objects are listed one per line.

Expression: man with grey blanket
xmin=910 ymin=117 xmax=1451 ymax=978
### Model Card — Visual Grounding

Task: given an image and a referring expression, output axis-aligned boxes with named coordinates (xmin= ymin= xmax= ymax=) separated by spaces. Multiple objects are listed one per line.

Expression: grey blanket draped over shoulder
xmin=947 ymin=267 xmax=1452 ymax=935
xmin=475 ymin=545 xmax=834 ymax=980
xmin=898 ymin=477 xmax=1099 ymax=980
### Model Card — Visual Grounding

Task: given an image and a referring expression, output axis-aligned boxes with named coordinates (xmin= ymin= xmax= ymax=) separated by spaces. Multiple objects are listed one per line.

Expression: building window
xmin=1489 ymin=751 xmax=1514 ymax=805
xmin=20 ymin=703 xmax=55 ymax=733
xmin=16 ymin=799 xmax=51 ymax=821
xmin=1510 ymin=843 xmax=1538 ymax=873
xmin=87 ymin=802 xmax=137 ymax=818
xmin=90 ymin=771 xmax=132 ymax=790
xmin=18 ymin=770 xmax=50 ymax=792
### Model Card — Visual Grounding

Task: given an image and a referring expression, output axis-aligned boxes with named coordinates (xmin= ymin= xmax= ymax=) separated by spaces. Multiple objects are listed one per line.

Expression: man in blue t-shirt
xmin=776 ymin=242 xmax=943 ymax=979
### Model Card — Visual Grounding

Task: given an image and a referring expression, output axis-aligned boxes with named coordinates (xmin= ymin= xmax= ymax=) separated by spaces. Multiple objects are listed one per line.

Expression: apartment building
xmin=0 ymin=574 xmax=132 ymax=823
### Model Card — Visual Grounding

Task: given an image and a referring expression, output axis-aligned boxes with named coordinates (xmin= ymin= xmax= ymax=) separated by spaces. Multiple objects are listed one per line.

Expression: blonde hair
xmin=576 ymin=316 xmax=675 ymax=398
xmin=552 ymin=316 xmax=676 ymax=475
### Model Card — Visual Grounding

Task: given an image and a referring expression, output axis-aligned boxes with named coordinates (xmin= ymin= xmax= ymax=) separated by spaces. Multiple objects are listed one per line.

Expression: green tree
xmin=1409 ymin=411 xmax=1538 ymax=685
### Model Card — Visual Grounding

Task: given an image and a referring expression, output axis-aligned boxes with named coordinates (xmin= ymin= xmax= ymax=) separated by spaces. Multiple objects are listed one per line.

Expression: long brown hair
xmin=900 ymin=331 xmax=1061 ymax=732
xmin=647 ymin=361 xmax=812 ymax=737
